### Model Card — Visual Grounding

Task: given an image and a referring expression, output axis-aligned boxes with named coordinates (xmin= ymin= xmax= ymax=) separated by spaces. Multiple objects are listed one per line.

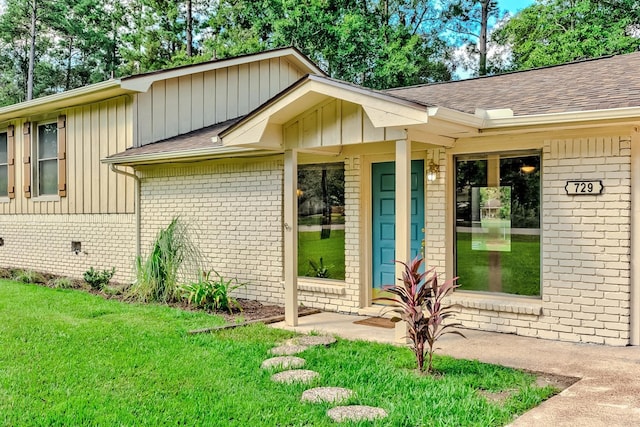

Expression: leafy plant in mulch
xmin=83 ymin=267 xmax=115 ymax=290
xmin=180 ymin=269 xmax=246 ymax=313
xmin=375 ymin=256 xmax=464 ymax=373
xmin=12 ymin=269 xmax=45 ymax=284
xmin=50 ymin=276 xmax=74 ymax=289
xmin=128 ymin=217 xmax=201 ymax=303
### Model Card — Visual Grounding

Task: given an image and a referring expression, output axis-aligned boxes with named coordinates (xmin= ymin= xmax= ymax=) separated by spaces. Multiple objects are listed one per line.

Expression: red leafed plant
xmin=375 ymin=256 xmax=465 ymax=373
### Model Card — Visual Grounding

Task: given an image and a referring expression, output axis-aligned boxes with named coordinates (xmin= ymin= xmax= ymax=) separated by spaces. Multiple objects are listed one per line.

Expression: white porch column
xmin=284 ymin=149 xmax=299 ymax=326
xmin=631 ymin=130 xmax=640 ymax=345
xmin=395 ymin=139 xmax=411 ymax=342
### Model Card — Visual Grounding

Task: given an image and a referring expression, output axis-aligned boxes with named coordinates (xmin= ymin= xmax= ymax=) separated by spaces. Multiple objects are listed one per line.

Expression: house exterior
xmin=1 ymin=48 xmax=639 ymax=347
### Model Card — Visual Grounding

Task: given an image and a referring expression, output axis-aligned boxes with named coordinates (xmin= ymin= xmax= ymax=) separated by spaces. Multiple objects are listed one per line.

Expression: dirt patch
xmin=479 ymin=371 xmax=580 ymax=404
xmin=532 ymin=371 xmax=580 ymax=390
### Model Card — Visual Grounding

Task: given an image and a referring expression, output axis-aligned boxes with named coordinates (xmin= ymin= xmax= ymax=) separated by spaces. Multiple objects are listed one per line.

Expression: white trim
xmin=0 ymin=81 xmax=127 ymax=123
xmin=297 ymin=278 xmax=346 ymax=295
xmin=483 ymin=107 xmax=640 ymax=129
xmin=631 ymin=129 xmax=640 ymax=346
xmin=120 ymin=48 xmax=324 ymax=93
xmin=449 ymin=291 xmax=543 ymax=316
xmin=101 ymin=146 xmax=276 ymax=165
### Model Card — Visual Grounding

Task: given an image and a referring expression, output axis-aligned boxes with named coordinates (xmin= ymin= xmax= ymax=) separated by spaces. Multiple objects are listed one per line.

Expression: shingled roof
xmin=386 ymin=52 xmax=640 ymax=116
xmin=105 ymin=117 xmax=242 ymax=163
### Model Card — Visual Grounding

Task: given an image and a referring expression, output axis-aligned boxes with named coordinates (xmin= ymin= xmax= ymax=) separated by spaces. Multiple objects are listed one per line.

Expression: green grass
xmin=456 ymin=232 xmax=541 ymax=296
xmin=298 ymin=214 xmax=345 ymax=226
xmin=298 ymin=230 xmax=345 ymax=280
xmin=0 ymin=280 xmax=555 ymax=426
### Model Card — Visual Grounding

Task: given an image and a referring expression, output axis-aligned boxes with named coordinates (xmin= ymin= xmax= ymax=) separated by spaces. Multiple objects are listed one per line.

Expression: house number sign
xmin=565 ymin=180 xmax=603 ymax=195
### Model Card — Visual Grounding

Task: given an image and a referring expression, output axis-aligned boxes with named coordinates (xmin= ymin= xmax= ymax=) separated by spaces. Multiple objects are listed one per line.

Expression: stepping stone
xmin=269 ymin=344 xmax=309 ymax=356
xmin=271 ymin=369 xmax=319 ymax=384
xmin=301 ymin=387 xmax=353 ymax=404
xmin=260 ymin=356 xmax=305 ymax=370
xmin=289 ymin=335 xmax=336 ymax=347
xmin=327 ymin=405 xmax=388 ymax=422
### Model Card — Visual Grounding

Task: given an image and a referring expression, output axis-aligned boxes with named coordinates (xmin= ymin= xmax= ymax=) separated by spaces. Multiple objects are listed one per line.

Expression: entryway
xmin=371 ymin=160 xmax=425 ymax=300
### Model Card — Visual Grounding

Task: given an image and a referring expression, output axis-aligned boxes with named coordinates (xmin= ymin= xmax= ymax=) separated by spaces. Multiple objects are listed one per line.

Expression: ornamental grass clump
xmin=129 ymin=217 xmax=201 ymax=303
xmin=180 ymin=269 xmax=246 ymax=313
xmin=375 ymin=256 xmax=464 ymax=373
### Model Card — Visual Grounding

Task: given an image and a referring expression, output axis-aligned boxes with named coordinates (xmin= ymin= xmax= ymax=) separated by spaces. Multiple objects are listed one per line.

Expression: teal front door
xmin=372 ymin=160 xmax=425 ymax=300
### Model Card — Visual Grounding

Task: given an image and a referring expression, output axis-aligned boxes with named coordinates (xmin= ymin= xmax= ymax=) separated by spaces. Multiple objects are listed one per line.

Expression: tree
xmin=493 ymin=0 xmax=640 ymax=70
xmin=204 ymin=0 xmax=452 ymax=89
xmin=442 ymin=0 xmax=502 ymax=76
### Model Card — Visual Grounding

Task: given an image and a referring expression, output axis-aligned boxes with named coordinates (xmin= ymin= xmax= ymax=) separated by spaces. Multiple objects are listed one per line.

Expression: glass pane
xmin=38 ymin=123 xmax=58 ymax=159
xmin=0 ymin=165 xmax=7 ymax=197
xmin=297 ymin=164 xmax=345 ymax=280
xmin=39 ymin=159 xmax=58 ymax=195
xmin=0 ymin=132 xmax=7 ymax=164
xmin=455 ymin=155 xmax=540 ymax=296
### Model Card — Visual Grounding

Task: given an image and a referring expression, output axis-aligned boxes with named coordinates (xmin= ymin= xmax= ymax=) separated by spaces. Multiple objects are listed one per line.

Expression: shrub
xmin=13 ymin=270 xmax=45 ymax=284
xmin=51 ymin=277 xmax=74 ymax=289
xmin=83 ymin=267 xmax=115 ymax=290
xmin=375 ymin=256 xmax=464 ymax=374
xmin=129 ymin=218 xmax=201 ymax=303
xmin=180 ymin=270 xmax=246 ymax=313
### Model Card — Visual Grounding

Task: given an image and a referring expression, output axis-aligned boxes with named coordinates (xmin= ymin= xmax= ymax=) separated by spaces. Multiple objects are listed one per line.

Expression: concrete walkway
xmin=271 ymin=312 xmax=640 ymax=426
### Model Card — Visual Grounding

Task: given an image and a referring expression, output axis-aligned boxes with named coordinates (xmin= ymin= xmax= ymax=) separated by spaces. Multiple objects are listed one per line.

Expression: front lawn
xmin=0 ymin=280 xmax=554 ymax=426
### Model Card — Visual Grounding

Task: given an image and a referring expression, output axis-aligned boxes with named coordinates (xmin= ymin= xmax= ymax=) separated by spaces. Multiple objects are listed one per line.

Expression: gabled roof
xmin=0 ymin=47 xmax=324 ymax=125
xmin=120 ymin=47 xmax=325 ymax=92
xmin=387 ymin=52 xmax=640 ymax=116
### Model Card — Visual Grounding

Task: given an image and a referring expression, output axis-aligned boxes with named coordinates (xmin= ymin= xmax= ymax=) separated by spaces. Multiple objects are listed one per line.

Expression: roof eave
xmin=482 ymin=107 xmax=640 ymax=131
xmin=121 ymin=48 xmax=326 ymax=93
xmin=0 ymin=80 xmax=131 ymax=123
xmin=102 ymin=145 xmax=278 ymax=166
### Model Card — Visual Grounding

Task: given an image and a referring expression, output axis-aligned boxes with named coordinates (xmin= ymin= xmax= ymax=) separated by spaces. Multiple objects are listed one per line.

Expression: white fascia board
xmin=427 ymin=106 xmax=485 ymax=128
xmin=102 ymin=145 xmax=269 ymax=166
xmin=0 ymin=80 xmax=126 ymax=123
xmin=121 ymin=48 xmax=323 ymax=93
xmin=484 ymin=107 xmax=640 ymax=129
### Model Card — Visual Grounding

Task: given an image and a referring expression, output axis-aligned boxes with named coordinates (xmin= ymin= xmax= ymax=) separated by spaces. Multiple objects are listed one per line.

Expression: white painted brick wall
xmin=449 ymin=135 xmax=632 ymax=346
xmin=425 ymin=149 xmax=447 ymax=271
xmin=140 ymin=157 xmax=363 ymax=313
xmin=0 ymin=214 xmax=136 ymax=282
xmin=139 ymin=159 xmax=285 ymax=305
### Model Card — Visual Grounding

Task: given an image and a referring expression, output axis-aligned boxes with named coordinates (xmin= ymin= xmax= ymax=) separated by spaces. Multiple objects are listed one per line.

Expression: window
xmin=35 ymin=122 xmax=58 ymax=196
xmin=297 ymin=163 xmax=345 ymax=280
xmin=0 ymin=131 xmax=7 ymax=197
xmin=454 ymin=152 xmax=541 ymax=296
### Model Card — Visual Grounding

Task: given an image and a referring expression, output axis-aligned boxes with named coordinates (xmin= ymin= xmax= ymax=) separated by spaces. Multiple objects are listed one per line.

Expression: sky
xmin=500 ymin=0 xmax=536 ymax=15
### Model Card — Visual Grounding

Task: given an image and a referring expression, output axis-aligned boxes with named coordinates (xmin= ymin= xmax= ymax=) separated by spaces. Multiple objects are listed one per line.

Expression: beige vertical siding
xmin=135 ymin=57 xmax=307 ymax=146
xmin=284 ymin=100 xmax=403 ymax=149
xmin=0 ymin=96 xmax=134 ymax=215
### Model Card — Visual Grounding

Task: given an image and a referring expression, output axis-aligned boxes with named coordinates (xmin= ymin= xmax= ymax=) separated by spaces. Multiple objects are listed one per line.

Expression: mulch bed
xmin=0 ymin=267 xmax=317 ymax=325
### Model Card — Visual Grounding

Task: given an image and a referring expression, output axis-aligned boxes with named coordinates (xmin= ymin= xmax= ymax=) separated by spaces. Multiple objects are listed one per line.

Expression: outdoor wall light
xmin=426 ymin=160 xmax=440 ymax=182
xmin=520 ymin=164 xmax=536 ymax=174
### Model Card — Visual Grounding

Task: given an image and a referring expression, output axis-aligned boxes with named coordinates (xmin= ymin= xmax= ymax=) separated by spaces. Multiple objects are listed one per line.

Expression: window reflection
xmin=297 ymin=163 xmax=345 ymax=280
xmin=455 ymin=153 xmax=541 ymax=296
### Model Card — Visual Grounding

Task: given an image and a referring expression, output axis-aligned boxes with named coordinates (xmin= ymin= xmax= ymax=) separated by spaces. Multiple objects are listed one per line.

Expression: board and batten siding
xmin=284 ymin=99 xmax=405 ymax=149
xmin=0 ymin=96 xmax=134 ymax=215
xmin=135 ymin=57 xmax=307 ymax=146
